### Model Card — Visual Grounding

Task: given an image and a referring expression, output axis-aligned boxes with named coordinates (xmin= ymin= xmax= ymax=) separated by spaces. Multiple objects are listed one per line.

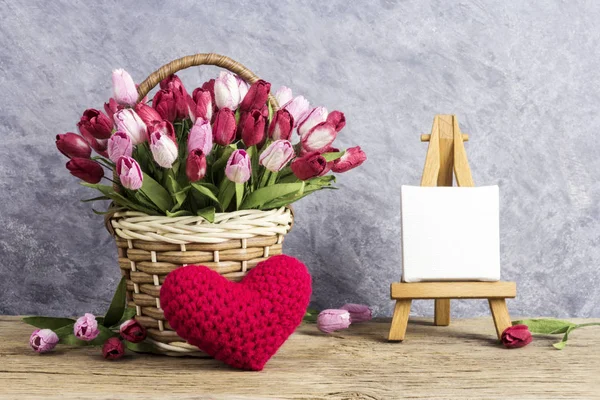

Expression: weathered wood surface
xmin=1 ymin=316 xmax=599 ymax=399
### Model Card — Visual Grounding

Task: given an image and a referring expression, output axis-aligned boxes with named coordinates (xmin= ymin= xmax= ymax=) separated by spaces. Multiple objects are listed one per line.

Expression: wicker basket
xmin=107 ymin=54 xmax=294 ymax=355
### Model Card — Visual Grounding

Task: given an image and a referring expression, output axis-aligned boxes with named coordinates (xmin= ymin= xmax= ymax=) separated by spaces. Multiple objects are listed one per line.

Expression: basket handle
xmin=136 ymin=53 xmax=279 ymax=110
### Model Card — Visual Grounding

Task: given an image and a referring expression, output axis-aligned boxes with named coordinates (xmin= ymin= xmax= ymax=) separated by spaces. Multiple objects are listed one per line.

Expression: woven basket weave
xmin=107 ymin=53 xmax=294 ymax=355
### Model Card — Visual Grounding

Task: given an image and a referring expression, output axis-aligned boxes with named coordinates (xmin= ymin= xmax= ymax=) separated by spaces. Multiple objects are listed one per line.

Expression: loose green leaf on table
xmin=103 ymin=277 xmax=126 ymax=328
xmin=22 ymin=316 xmax=75 ymax=330
xmin=125 ymin=341 xmax=156 ymax=354
xmin=513 ymin=318 xmax=577 ymax=334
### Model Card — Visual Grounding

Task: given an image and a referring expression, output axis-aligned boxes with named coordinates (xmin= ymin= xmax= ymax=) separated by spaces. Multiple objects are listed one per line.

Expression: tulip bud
xmin=66 ymin=158 xmax=104 ymax=184
xmin=298 ymin=106 xmax=328 ymax=138
xmin=107 ymin=131 xmax=133 ymax=163
xmin=274 ymin=86 xmax=293 ymax=107
xmin=114 ymin=109 xmax=147 ymax=145
xmin=291 ymin=151 xmax=327 ymax=180
xmin=301 ymin=122 xmax=337 ymax=153
xmin=112 ymin=68 xmax=138 ymax=106
xmin=326 ymin=110 xmax=346 ymax=132
xmin=239 ymin=110 xmax=266 ymax=147
xmin=268 ymin=109 xmax=294 ymax=141
xmin=259 ymin=140 xmax=295 ymax=172
xmin=340 ymin=304 xmax=372 ymax=323
xmin=189 ymin=88 xmax=213 ymax=123
xmin=501 ymin=325 xmax=533 ymax=349
xmin=149 ymin=130 xmax=178 ymax=169
xmin=77 ymin=109 xmax=113 ymax=140
xmin=214 ymin=71 xmax=241 ymax=110
xmin=239 ymin=79 xmax=271 ymax=112
xmin=73 ymin=313 xmax=100 ymax=341
xmin=29 ymin=329 xmax=59 ymax=353
xmin=152 ymin=89 xmax=178 ymax=122
xmin=56 ymin=132 xmax=92 ymax=159
xmin=186 ymin=149 xmax=207 ymax=182
xmin=317 ymin=309 xmax=351 ymax=333
xmin=102 ymin=337 xmax=125 ymax=360
xmin=332 ymin=146 xmax=367 ymax=173
xmin=225 ymin=149 xmax=251 ymax=183
xmin=187 ymin=119 xmax=213 ymax=155
xmin=212 ymin=108 xmax=237 ymax=146
xmin=134 ymin=103 xmax=162 ymax=126
xmin=104 ymin=98 xmax=121 ymax=122
xmin=116 ymin=156 xmax=143 ymax=190
xmin=284 ymin=96 xmax=310 ymax=126
xmin=119 ymin=319 xmax=147 ymax=343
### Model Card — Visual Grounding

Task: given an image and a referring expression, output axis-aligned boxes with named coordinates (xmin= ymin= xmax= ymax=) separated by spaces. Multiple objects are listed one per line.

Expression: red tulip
xmin=201 ymin=79 xmax=216 ymax=103
xmin=153 ymin=89 xmax=187 ymax=121
xmin=239 ymin=79 xmax=271 ymax=112
xmin=332 ymin=146 xmax=366 ymax=173
xmin=326 ymin=110 xmax=346 ymax=132
xmin=134 ymin=103 xmax=162 ymax=126
xmin=77 ymin=109 xmax=113 ymax=140
xmin=56 ymin=132 xmax=91 ymax=159
xmin=66 ymin=158 xmax=104 ymax=183
xmin=102 ymin=337 xmax=125 ymax=360
xmin=290 ymin=151 xmax=328 ymax=180
xmin=501 ymin=325 xmax=533 ymax=349
xmin=119 ymin=319 xmax=147 ymax=343
xmin=104 ymin=98 xmax=122 ymax=122
xmin=212 ymin=108 xmax=237 ymax=146
xmin=239 ymin=109 xmax=266 ymax=147
xmin=268 ymin=109 xmax=294 ymax=140
xmin=186 ymin=149 xmax=207 ymax=182
xmin=160 ymin=74 xmax=188 ymax=97
xmin=79 ymin=128 xmax=108 ymax=157
xmin=189 ymin=88 xmax=213 ymax=123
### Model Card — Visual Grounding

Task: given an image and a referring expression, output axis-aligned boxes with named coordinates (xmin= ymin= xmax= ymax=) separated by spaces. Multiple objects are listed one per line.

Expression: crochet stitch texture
xmin=160 ymin=254 xmax=312 ymax=371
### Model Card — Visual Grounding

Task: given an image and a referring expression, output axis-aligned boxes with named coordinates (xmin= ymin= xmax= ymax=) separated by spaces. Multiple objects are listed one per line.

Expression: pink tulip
xmin=326 ymin=110 xmax=346 ymax=132
xmin=187 ymin=119 xmax=213 ymax=155
xmin=116 ymin=156 xmax=143 ymax=190
xmin=291 ymin=151 xmax=327 ymax=180
xmin=74 ymin=313 xmax=100 ymax=341
xmin=340 ymin=304 xmax=372 ymax=323
xmin=332 ymin=146 xmax=367 ymax=173
xmin=104 ymin=98 xmax=121 ymax=123
xmin=237 ymin=76 xmax=250 ymax=104
xmin=107 ymin=131 xmax=132 ymax=162
xmin=212 ymin=108 xmax=237 ymax=146
xmin=298 ymin=106 xmax=328 ymax=138
xmin=56 ymin=132 xmax=92 ymax=159
xmin=214 ymin=71 xmax=241 ymax=110
xmin=112 ymin=68 xmax=138 ymax=106
xmin=274 ymin=86 xmax=293 ymax=107
xmin=114 ymin=109 xmax=147 ymax=145
xmin=102 ymin=337 xmax=125 ymax=360
xmin=268 ymin=109 xmax=294 ymax=140
xmin=147 ymin=120 xmax=176 ymax=142
xmin=284 ymin=96 xmax=310 ymax=126
xmin=259 ymin=140 xmax=295 ymax=172
xmin=66 ymin=158 xmax=104 ymax=183
xmin=225 ymin=149 xmax=251 ymax=183
xmin=186 ymin=149 xmax=207 ymax=182
xmin=239 ymin=79 xmax=271 ymax=112
xmin=78 ymin=109 xmax=113 ymax=140
xmin=189 ymin=88 xmax=213 ymax=123
xmin=149 ymin=129 xmax=178 ymax=168
xmin=29 ymin=329 xmax=59 ymax=353
xmin=239 ymin=109 xmax=266 ymax=147
xmin=134 ymin=103 xmax=162 ymax=126
xmin=301 ymin=122 xmax=337 ymax=152
xmin=153 ymin=89 xmax=187 ymax=121
xmin=317 ymin=309 xmax=351 ymax=333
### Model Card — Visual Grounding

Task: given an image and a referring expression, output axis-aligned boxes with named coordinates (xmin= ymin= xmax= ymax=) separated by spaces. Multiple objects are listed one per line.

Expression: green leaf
xmin=197 ymin=206 xmax=216 ymax=223
xmin=241 ymin=183 xmax=304 ymax=209
xmin=322 ymin=151 xmax=345 ymax=162
xmin=103 ymin=277 xmax=127 ymax=328
xmin=553 ymin=326 xmax=576 ymax=350
xmin=81 ymin=183 xmax=158 ymax=214
xmin=117 ymin=307 xmax=137 ymax=326
xmin=81 ymin=196 xmax=110 ymax=203
xmin=140 ymin=172 xmax=173 ymax=212
xmin=166 ymin=210 xmax=193 ymax=217
xmin=191 ymin=182 xmax=221 ymax=206
xmin=218 ymin=180 xmax=236 ymax=211
xmin=22 ymin=316 xmax=75 ymax=330
xmin=53 ymin=323 xmax=75 ymax=339
xmin=125 ymin=341 xmax=156 ymax=354
xmin=513 ymin=318 xmax=577 ymax=334
xmin=303 ymin=309 xmax=319 ymax=323
xmin=212 ymin=146 xmax=235 ymax=179
xmin=235 ymin=183 xmax=244 ymax=210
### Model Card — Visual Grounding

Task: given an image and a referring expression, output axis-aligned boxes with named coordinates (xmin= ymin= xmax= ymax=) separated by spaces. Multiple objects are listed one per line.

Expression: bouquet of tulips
xmin=56 ymin=68 xmax=366 ymax=220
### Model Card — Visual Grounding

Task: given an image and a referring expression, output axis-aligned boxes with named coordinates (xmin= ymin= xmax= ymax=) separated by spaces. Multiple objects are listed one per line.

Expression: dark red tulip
xmin=332 ymin=146 xmax=366 ymax=173
xmin=212 ymin=108 xmax=236 ymax=146
xmin=186 ymin=149 xmax=207 ymax=182
xmin=77 ymin=109 xmax=113 ymax=140
xmin=290 ymin=151 xmax=327 ymax=180
xmin=160 ymin=74 xmax=188 ymax=97
xmin=326 ymin=110 xmax=346 ymax=132
xmin=103 ymin=98 xmax=122 ymax=123
xmin=119 ymin=319 xmax=147 ymax=343
xmin=268 ymin=109 xmax=294 ymax=140
xmin=102 ymin=337 xmax=125 ymax=360
xmin=153 ymin=89 xmax=187 ymax=121
xmin=66 ymin=158 xmax=104 ymax=183
xmin=201 ymin=79 xmax=216 ymax=103
xmin=239 ymin=79 xmax=271 ymax=112
xmin=134 ymin=103 xmax=162 ymax=126
xmin=79 ymin=128 xmax=108 ymax=157
xmin=56 ymin=132 xmax=92 ymax=159
xmin=239 ymin=109 xmax=266 ymax=147
xmin=190 ymin=88 xmax=213 ymax=122
xmin=501 ymin=325 xmax=533 ymax=349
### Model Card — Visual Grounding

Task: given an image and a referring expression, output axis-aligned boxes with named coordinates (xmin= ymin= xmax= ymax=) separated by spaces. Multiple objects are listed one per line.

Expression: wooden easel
xmin=388 ymin=115 xmax=516 ymax=342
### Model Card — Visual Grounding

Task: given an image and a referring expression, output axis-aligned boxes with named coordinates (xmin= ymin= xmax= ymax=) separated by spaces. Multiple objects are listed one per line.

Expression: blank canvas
xmin=401 ymin=185 xmax=501 ymax=282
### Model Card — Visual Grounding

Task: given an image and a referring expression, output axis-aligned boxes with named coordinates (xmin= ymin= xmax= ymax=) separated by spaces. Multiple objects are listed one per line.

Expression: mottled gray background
xmin=1 ymin=0 xmax=599 ymax=319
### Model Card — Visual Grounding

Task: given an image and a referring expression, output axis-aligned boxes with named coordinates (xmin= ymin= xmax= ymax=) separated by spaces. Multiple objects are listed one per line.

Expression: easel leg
xmin=434 ymin=299 xmax=450 ymax=326
xmin=489 ymin=298 xmax=512 ymax=340
xmin=388 ymin=300 xmax=412 ymax=341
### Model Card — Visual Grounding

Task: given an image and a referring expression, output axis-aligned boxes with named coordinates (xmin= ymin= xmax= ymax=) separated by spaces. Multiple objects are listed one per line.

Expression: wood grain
xmin=2 ymin=316 xmax=599 ymax=399
xmin=391 ymin=281 xmax=517 ymax=299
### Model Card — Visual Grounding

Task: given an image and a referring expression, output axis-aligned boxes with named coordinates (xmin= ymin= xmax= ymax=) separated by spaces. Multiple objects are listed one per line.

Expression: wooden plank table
xmin=1 ymin=316 xmax=599 ymax=399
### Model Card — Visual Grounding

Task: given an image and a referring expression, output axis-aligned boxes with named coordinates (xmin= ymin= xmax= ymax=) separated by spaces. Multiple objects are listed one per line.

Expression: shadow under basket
xmin=109 ymin=207 xmax=294 ymax=356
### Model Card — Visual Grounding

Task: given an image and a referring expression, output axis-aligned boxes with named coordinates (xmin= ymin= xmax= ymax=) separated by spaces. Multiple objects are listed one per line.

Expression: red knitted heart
xmin=160 ymin=254 xmax=312 ymax=371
